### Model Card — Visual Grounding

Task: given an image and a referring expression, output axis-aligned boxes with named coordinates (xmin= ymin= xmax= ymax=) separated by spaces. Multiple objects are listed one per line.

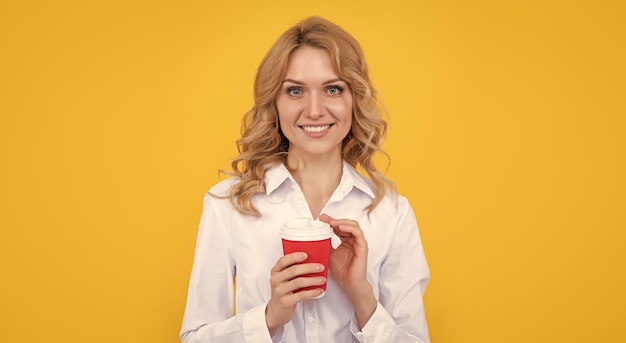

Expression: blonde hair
xmin=223 ymin=16 xmax=396 ymax=216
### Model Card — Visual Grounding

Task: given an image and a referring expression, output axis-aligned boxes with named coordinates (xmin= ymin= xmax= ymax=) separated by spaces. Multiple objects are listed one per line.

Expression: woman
xmin=180 ymin=16 xmax=430 ymax=342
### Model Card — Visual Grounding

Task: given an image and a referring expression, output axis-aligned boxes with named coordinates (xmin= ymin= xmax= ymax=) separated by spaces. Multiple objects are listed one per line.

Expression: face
xmin=276 ymin=46 xmax=353 ymax=160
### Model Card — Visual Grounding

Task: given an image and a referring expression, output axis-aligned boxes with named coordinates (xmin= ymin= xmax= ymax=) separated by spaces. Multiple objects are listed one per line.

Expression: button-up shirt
xmin=180 ymin=162 xmax=430 ymax=342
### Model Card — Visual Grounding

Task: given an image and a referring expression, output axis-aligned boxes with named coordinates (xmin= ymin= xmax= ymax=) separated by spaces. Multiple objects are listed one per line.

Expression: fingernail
xmin=319 ymin=277 xmax=326 ymax=283
xmin=317 ymin=264 xmax=325 ymax=271
xmin=300 ymin=253 xmax=308 ymax=260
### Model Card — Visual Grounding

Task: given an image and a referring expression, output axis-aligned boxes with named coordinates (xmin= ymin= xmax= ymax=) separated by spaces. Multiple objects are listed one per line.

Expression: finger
xmin=323 ymin=217 xmax=359 ymax=230
xmin=334 ymin=223 xmax=368 ymax=249
xmin=333 ymin=226 xmax=353 ymax=238
xmin=320 ymin=214 xmax=354 ymax=230
xmin=282 ymin=263 xmax=325 ymax=281
xmin=271 ymin=252 xmax=308 ymax=273
xmin=330 ymin=220 xmax=361 ymax=237
xmin=270 ymin=262 xmax=325 ymax=287
xmin=282 ymin=287 xmax=326 ymax=305
xmin=283 ymin=275 xmax=327 ymax=294
xmin=318 ymin=213 xmax=334 ymax=224
xmin=320 ymin=215 xmax=358 ymax=236
xmin=273 ymin=273 xmax=327 ymax=296
xmin=331 ymin=220 xmax=362 ymax=235
xmin=328 ymin=218 xmax=359 ymax=228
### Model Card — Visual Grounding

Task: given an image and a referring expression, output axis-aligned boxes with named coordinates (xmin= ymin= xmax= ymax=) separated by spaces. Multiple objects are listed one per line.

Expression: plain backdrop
xmin=1 ymin=0 xmax=625 ymax=342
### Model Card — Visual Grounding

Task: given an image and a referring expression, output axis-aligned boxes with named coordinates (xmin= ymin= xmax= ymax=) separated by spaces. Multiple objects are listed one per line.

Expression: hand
xmin=319 ymin=214 xmax=369 ymax=291
xmin=319 ymin=214 xmax=377 ymax=328
xmin=265 ymin=252 xmax=326 ymax=333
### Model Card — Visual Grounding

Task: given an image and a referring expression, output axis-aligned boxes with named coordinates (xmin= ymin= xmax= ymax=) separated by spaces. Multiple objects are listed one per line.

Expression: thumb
xmin=318 ymin=213 xmax=334 ymax=224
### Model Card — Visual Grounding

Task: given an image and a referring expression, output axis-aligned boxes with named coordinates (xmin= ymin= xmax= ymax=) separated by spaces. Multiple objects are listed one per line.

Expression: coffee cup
xmin=280 ymin=218 xmax=333 ymax=298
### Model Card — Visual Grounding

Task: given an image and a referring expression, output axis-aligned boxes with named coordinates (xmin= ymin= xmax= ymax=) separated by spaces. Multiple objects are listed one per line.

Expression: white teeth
xmin=302 ymin=125 xmax=330 ymax=133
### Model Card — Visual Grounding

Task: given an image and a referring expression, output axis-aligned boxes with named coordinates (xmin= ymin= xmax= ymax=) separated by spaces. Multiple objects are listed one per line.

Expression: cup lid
xmin=280 ymin=218 xmax=332 ymax=241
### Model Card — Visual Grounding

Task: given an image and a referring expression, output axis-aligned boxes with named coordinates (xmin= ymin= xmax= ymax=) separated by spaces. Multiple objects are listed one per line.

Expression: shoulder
xmin=199 ymin=178 xmax=243 ymax=218
xmin=207 ymin=177 xmax=240 ymax=197
xmin=372 ymin=190 xmax=413 ymax=221
xmin=375 ymin=190 xmax=411 ymax=213
xmin=199 ymin=177 xmax=241 ymax=211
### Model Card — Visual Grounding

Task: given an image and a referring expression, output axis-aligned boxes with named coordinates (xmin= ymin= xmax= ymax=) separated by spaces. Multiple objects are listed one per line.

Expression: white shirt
xmin=180 ymin=162 xmax=430 ymax=343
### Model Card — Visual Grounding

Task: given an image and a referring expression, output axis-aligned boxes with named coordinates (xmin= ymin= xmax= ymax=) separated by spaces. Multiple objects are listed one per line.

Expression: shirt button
xmin=308 ymin=316 xmax=316 ymax=323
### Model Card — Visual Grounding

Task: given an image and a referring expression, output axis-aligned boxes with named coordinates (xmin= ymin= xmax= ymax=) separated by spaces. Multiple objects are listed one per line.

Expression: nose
xmin=305 ymin=92 xmax=322 ymax=119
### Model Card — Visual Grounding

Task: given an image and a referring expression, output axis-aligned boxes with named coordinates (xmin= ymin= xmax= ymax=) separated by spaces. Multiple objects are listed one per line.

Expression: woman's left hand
xmin=318 ymin=214 xmax=369 ymax=291
xmin=319 ymin=214 xmax=377 ymax=328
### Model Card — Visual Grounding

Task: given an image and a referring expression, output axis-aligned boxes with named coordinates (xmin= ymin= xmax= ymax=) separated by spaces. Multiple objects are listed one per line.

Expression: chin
xmin=290 ymin=144 xmax=343 ymax=159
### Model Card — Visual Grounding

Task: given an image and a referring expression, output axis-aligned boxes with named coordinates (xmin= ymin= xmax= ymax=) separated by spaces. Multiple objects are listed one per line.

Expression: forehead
xmin=284 ymin=46 xmax=339 ymax=80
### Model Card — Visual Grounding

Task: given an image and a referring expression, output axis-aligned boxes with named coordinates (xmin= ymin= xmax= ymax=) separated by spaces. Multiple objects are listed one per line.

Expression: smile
xmin=300 ymin=124 xmax=332 ymax=133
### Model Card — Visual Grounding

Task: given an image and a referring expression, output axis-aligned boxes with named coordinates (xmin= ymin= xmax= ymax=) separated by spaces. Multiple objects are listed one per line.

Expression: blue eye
xmin=327 ymin=85 xmax=343 ymax=95
xmin=287 ymin=87 xmax=302 ymax=96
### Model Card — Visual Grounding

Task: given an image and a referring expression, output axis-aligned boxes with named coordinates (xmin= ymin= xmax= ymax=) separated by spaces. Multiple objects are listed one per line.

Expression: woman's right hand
xmin=265 ymin=252 xmax=326 ymax=333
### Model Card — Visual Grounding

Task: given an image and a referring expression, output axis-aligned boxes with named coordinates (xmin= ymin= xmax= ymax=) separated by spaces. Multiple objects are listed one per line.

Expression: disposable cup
xmin=280 ymin=218 xmax=332 ymax=298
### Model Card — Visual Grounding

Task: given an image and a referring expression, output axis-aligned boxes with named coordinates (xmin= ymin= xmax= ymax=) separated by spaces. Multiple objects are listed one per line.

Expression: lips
xmin=300 ymin=124 xmax=333 ymax=133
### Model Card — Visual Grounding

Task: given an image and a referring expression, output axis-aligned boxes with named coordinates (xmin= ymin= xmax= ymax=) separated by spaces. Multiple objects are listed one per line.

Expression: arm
xmin=318 ymin=214 xmax=378 ymax=328
xmin=355 ymin=197 xmax=431 ymax=343
xmin=179 ymin=193 xmax=274 ymax=343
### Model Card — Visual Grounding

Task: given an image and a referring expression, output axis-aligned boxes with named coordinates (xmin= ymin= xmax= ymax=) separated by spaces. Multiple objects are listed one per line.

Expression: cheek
xmin=276 ymin=103 xmax=298 ymax=136
xmin=328 ymin=98 xmax=353 ymax=118
xmin=276 ymin=98 xmax=300 ymax=120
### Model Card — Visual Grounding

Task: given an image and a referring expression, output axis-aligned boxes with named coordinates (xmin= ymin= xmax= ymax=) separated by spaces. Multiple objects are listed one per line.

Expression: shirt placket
xmin=303 ymin=300 xmax=320 ymax=343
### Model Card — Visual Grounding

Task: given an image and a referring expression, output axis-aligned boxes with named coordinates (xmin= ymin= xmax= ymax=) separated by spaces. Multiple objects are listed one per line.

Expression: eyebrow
xmin=281 ymin=78 xmax=345 ymax=85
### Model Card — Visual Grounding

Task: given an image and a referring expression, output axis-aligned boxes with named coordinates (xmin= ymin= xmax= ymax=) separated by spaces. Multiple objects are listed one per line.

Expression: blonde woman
xmin=180 ymin=16 xmax=430 ymax=343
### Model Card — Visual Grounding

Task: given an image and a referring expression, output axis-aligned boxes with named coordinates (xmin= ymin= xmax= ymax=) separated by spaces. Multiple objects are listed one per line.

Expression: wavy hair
xmin=222 ymin=16 xmax=396 ymax=216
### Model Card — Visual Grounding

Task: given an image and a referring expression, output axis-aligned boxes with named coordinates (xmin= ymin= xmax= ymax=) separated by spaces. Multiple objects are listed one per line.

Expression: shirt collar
xmin=264 ymin=163 xmax=294 ymax=195
xmin=264 ymin=161 xmax=375 ymax=199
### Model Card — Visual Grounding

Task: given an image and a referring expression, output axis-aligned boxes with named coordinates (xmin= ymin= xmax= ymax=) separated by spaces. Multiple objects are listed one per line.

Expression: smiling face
xmin=276 ymin=46 xmax=353 ymax=161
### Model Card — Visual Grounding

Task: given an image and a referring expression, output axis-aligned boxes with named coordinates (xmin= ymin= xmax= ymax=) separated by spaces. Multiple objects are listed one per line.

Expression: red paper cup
xmin=280 ymin=218 xmax=332 ymax=298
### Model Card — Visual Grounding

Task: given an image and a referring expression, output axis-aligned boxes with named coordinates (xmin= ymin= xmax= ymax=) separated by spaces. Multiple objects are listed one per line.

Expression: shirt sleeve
xmin=180 ymin=192 xmax=276 ymax=343
xmin=349 ymin=196 xmax=431 ymax=343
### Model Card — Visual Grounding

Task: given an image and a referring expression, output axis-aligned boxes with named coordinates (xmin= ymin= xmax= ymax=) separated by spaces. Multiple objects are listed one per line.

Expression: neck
xmin=287 ymin=153 xmax=343 ymax=186
xmin=286 ymin=152 xmax=343 ymax=216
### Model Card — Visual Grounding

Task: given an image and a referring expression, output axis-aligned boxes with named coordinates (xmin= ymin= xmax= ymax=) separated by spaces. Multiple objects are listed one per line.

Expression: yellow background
xmin=1 ymin=0 xmax=624 ymax=342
